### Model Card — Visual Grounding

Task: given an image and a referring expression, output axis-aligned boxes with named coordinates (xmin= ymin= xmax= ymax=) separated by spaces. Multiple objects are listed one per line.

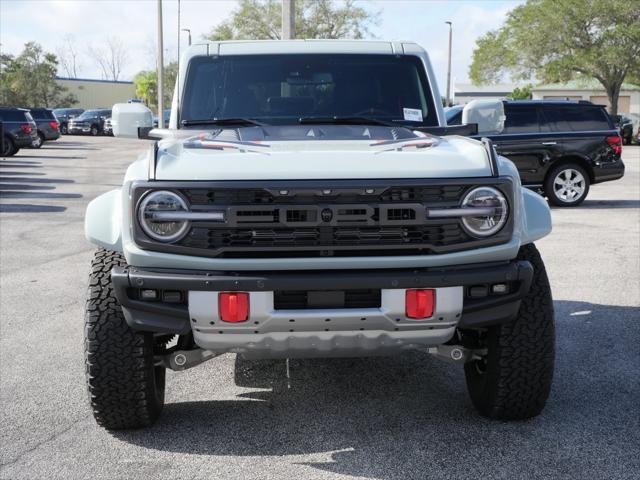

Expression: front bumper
xmin=112 ymin=260 xmax=533 ymax=357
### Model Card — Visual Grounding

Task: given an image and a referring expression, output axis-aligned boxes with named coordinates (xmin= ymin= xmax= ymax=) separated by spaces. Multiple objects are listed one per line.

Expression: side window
xmin=542 ymin=107 xmax=610 ymax=131
xmin=503 ymin=106 xmax=540 ymax=133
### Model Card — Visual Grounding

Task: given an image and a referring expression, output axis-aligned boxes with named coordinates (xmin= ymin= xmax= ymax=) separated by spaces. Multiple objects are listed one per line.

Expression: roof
xmin=533 ymin=79 xmax=640 ymax=91
xmin=192 ymin=39 xmax=423 ymax=55
xmin=55 ymin=76 xmax=134 ymax=85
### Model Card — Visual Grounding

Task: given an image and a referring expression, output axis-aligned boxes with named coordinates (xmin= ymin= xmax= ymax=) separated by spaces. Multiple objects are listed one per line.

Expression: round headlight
xmin=138 ymin=190 xmax=190 ymax=242
xmin=461 ymin=186 xmax=508 ymax=237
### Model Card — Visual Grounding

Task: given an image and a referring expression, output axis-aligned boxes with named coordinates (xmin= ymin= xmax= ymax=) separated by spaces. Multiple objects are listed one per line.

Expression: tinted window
xmin=182 ymin=54 xmax=438 ymax=126
xmin=30 ymin=109 xmax=55 ymax=120
xmin=542 ymin=106 xmax=610 ymax=131
xmin=503 ymin=106 xmax=540 ymax=133
xmin=0 ymin=110 xmax=29 ymax=121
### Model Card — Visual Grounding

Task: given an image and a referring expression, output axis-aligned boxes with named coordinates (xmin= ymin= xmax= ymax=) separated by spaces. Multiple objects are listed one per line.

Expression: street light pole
xmin=445 ymin=21 xmax=452 ymax=107
xmin=182 ymin=28 xmax=192 ymax=46
xmin=157 ymin=0 xmax=164 ymax=121
xmin=282 ymin=0 xmax=295 ymax=39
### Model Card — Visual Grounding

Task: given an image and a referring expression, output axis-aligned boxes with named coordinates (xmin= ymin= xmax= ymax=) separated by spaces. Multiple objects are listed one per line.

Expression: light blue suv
xmin=84 ymin=40 xmax=555 ymax=429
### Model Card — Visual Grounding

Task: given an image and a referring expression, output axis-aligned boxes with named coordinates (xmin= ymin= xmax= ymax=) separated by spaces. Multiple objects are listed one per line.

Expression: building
xmin=55 ymin=77 xmax=137 ymax=109
xmin=531 ymin=80 xmax=640 ymax=115
xmin=453 ymin=83 xmax=518 ymax=105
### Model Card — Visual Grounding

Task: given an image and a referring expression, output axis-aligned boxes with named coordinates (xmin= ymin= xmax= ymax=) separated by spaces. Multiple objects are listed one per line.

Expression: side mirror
xmin=112 ymin=103 xmax=153 ymax=139
xmin=462 ymin=100 xmax=505 ymax=135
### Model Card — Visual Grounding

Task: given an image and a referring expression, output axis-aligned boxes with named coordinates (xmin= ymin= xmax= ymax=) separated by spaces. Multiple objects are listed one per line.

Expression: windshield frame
xmin=180 ymin=53 xmax=440 ymax=128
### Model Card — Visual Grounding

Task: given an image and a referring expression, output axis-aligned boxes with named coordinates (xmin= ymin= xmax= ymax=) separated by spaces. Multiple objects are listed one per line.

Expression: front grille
xmin=133 ymin=180 xmax=514 ymax=258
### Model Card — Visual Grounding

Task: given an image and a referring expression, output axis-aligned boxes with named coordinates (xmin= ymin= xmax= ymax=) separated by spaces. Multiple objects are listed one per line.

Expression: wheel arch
xmin=544 ymin=155 xmax=595 ymax=184
xmin=85 ymin=189 xmax=123 ymax=251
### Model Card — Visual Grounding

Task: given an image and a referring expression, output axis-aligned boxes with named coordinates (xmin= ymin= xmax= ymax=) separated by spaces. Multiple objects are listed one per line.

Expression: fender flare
xmin=521 ymin=188 xmax=552 ymax=245
xmin=85 ymin=189 xmax=123 ymax=251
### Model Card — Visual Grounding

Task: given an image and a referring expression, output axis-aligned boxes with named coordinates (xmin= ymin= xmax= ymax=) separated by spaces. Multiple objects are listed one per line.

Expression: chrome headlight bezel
xmin=137 ymin=190 xmax=191 ymax=243
xmin=460 ymin=186 xmax=509 ymax=238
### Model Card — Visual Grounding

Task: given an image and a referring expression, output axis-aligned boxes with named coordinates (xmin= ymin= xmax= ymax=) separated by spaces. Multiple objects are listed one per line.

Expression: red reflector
xmin=405 ymin=289 xmax=435 ymax=319
xmin=49 ymin=121 xmax=59 ymax=130
xmin=219 ymin=292 xmax=249 ymax=322
xmin=606 ymin=135 xmax=622 ymax=155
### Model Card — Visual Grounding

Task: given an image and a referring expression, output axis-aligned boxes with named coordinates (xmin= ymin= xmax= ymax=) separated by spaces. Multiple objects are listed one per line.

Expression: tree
xmin=87 ymin=37 xmax=128 ymax=81
xmin=509 ymin=84 xmax=532 ymax=100
xmin=0 ymin=42 xmax=77 ymax=107
xmin=206 ymin=0 xmax=378 ymax=41
xmin=56 ymin=34 xmax=82 ymax=78
xmin=469 ymin=0 xmax=640 ymax=115
xmin=133 ymin=62 xmax=178 ymax=110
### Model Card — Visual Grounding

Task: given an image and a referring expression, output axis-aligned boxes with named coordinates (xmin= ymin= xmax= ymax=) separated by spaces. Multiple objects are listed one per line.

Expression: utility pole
xmin=282 ymin=0 xmax=295 ymax=39
xmin=157 ymin=0 xmax=164 ymax=121
xmin=445 ymin=21 xmax=452 ymax=107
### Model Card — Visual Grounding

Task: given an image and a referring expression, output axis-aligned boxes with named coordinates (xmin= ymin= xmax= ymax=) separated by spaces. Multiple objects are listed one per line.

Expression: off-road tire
xmin=2 ymin=136 xmax=16 ymax=157
xmin=85 ymin=248 xmax=165 ymax=429
xmin=464 ymin=243 xmax=555 ymax=420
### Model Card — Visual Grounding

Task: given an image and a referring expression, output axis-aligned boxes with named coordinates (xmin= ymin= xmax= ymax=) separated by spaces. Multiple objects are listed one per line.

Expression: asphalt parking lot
xmin=1 ymin=137 xmax=639 ymax=480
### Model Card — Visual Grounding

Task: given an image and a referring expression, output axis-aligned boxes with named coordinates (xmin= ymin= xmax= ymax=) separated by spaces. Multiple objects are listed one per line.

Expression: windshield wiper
xmin=181 ymin=118 xmax=266 ymax=127
xmin=298 ymin=116 xmax=396 ymax=127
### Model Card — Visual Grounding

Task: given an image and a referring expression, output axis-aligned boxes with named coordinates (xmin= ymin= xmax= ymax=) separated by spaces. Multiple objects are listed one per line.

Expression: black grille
xmin=274 ymin=289 xmax=381 ymax=309
xmin=133 ymin=180 xmax=514 ymax=258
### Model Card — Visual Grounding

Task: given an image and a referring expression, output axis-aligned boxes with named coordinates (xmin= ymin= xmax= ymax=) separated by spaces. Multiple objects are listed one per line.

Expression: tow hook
xmin=156 ymin=349 xmax=219 ymax=371
xmin=427 ymin=345 xmax=486 ymax=364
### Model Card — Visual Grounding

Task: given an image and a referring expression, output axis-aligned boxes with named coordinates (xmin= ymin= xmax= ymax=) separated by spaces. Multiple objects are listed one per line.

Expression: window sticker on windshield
xmin=403 ymin=108 xmax=423 ymax=122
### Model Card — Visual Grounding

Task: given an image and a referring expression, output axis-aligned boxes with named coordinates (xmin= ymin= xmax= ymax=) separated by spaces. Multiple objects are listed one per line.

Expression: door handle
xmin=541 ymin=141 xmax=557 ymax=145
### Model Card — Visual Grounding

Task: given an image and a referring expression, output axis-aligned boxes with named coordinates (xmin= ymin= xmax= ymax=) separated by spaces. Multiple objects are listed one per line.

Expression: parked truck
xmin=85 ymin=40 xmax=555 ymax=429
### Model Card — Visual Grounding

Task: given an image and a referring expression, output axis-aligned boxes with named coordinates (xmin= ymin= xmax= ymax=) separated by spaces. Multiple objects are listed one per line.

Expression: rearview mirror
xmin=112 ymin=103 xmax=153 ymax=139
xmin=462 ymin=100 xmax=505 ymax=135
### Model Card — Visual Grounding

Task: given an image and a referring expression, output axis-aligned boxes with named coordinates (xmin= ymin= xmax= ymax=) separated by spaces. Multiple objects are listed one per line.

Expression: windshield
xmin=77 ymin=110 xmax=102 ymax=119
xmin=181 ymin=54 xmax=438 ymax=126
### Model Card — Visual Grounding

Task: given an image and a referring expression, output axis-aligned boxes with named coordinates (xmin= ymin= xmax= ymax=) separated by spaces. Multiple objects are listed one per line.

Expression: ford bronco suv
xmin=84 ymin=40 xmax=555 ymax=430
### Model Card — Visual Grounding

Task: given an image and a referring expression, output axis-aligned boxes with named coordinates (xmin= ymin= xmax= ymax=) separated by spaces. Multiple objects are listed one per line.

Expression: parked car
xmin=0 ymin=107 xmax=38 ymax=156
xmin=28 ymin=107 xmax=61 ymax=148
xmin=152 ymin=109 xmax=171 ymax=128
xmin=444 ymin=104 xmax=463 ymax=125
xmin=450 ymin=100 xmax=624 ymax=206
xmin=85 ymin=40 xmax=555 ymax=429
xmin=612 ymin=113 xmax=634 ymax=145
xmin=103 ymin=117 xmax=113 ymax=136
xmin=52 ymin=108 xmax=84 ymax=134
xmin=68 ymin=109 xmax=111 ymax=135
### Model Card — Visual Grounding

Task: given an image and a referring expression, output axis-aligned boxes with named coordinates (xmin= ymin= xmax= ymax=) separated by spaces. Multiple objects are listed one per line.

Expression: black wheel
xmin=60 ymin=124 xmax=68 ymax=135
xmin=85 ymin=248 xmax=165 ymax=429
xmin=544 ymin=163 xmax=590 ymax=207
xmin=2 ymin=136 xmax=17 ymax=157
xmin=32 ymin=132 xmax=45 ymax=149
xmin=90 ymin=125 xmax=99 ymax=136
xmin=464 ymin=243 xmax=555 ymax=420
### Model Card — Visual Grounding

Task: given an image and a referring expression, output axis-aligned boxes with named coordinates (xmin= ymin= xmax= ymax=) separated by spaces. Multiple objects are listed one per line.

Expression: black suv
xmin=52 ymin=108 xmax=84 ymax=134
xmin=447 ymin=100 xmax=624 ymax=206
xmin=28 ymin=108 xmax=61 ymax=148
xmin=0 ymin=107 xmax=38 ymax=157
xmin=68 ymin=109 xmax=111 ymax=136
xmin=613 ymin=114 xmax=634 ymax=145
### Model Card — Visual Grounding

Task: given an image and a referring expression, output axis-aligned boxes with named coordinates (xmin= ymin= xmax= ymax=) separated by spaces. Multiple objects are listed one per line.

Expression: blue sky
xmin=0 ymin=0 xmax=524 ymax=93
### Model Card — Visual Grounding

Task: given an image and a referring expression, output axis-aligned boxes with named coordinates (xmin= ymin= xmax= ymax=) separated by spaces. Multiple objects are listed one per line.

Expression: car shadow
xmin=577 ymin=199 xmax=640 ymax=209
xmin=113 ymin=300 xmax=639 ymax=479
xmin=0 ymin=159 xmax=81 ymax=210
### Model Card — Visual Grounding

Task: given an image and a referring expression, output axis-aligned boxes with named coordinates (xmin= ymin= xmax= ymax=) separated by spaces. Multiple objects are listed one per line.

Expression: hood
xmin=153 ymin=126 xmax=494 ymax=181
